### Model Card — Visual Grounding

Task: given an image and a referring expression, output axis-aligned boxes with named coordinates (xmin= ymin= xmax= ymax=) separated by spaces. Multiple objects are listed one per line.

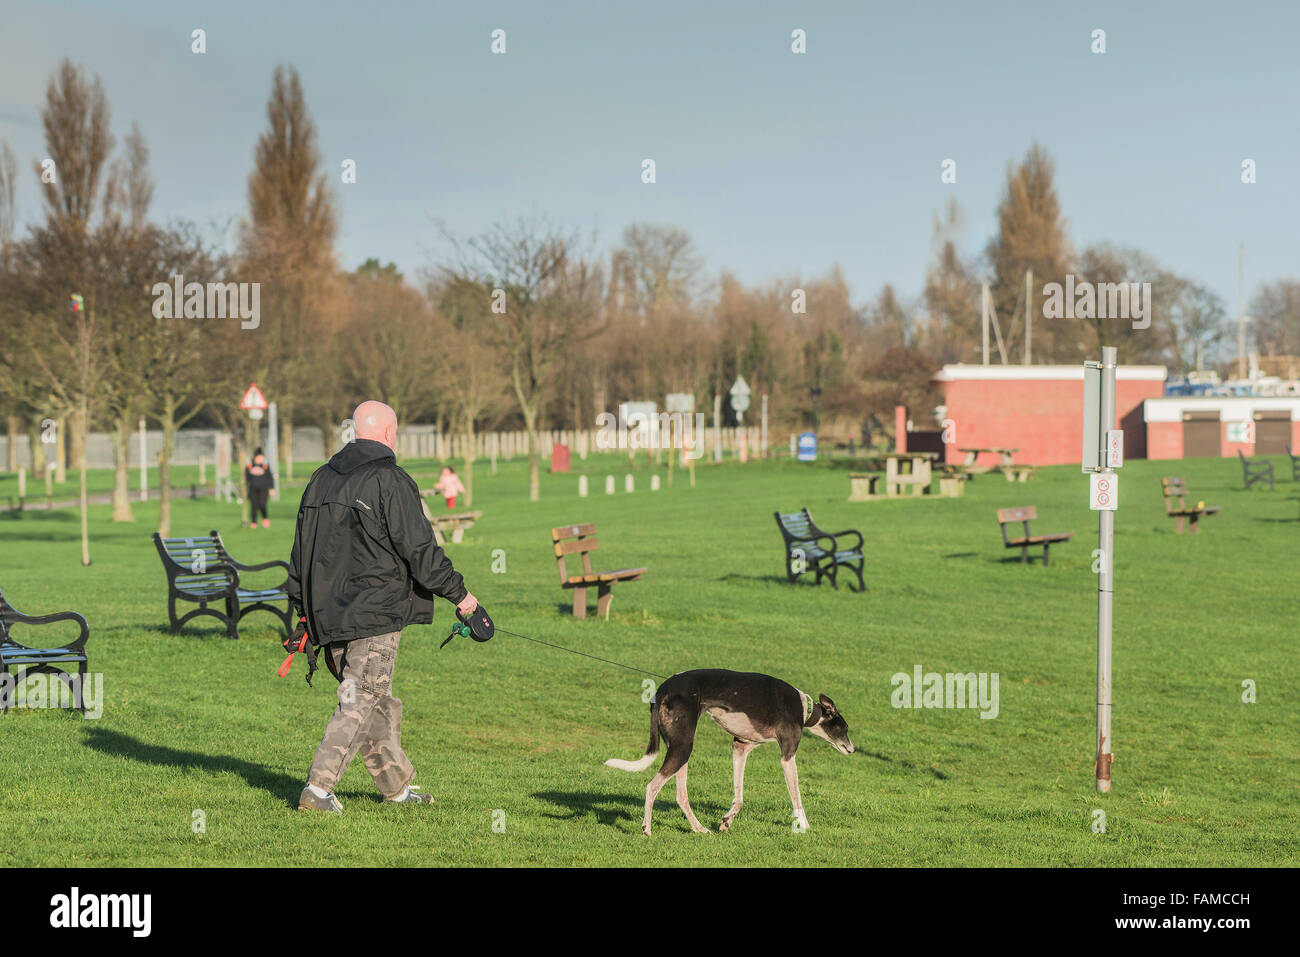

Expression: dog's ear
xmin=818 ymin=693 xmax=837 ymax=715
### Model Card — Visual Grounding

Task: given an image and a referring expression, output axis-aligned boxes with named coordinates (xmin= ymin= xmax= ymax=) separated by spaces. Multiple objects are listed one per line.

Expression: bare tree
xmin=439 ymin=214 xmax=606 ymax=500
xmin=339 ymin=260 xmax=441 ymax=427
xmin=986 ymin=143 xmax=1073 ymax=361
xmin=240 ymin=64 xmax=339 ymax=478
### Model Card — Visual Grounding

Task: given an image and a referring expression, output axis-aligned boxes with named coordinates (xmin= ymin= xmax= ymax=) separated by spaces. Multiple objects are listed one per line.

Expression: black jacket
xmin=287 ymin=439 xmax=467 ymax=644
xmin=245 ymin=462 xmax=275 ymax=492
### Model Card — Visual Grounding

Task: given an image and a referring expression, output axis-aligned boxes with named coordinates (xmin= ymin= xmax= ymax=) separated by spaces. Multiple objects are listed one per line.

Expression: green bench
xmin=1 ymin=588 xmax=90 ymax=714
xmin=775 ymin=508 xmax=865 ymax=591
xmin=152 ymin=530 xmax=293 ymax=639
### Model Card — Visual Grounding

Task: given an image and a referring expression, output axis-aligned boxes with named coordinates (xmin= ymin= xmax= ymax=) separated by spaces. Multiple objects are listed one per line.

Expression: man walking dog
xmin=288 ymin=400 xmax=477 ymax=813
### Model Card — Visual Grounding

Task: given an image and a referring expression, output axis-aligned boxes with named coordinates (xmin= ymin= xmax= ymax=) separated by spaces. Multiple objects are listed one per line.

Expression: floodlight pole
xmin=1095 ymin=346 xmax=1117 ymax=793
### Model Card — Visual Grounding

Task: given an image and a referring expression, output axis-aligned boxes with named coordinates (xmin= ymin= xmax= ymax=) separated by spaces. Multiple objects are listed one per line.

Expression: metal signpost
xmin=1082 ymin=347 xmax=1121 ymax=792
xmin=239 ymin=384 xmax=269 ymax=523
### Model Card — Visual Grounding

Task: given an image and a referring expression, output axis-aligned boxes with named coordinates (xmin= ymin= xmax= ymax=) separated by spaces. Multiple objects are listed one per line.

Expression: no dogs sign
xmin=1089 ymin=473 xmax=1118 ymax=511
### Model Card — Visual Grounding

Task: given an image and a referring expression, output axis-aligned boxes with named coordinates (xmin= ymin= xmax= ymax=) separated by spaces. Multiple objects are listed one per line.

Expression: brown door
xmin=1181 ymin=411 xmax=1220 ymax=458
xmin=1254 ymin=411 xmax=1291 ymax=455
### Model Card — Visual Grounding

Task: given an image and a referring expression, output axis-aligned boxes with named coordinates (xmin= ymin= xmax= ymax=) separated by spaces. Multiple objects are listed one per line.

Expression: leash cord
xmin=494 ymin=627 xmax=667 ymax=680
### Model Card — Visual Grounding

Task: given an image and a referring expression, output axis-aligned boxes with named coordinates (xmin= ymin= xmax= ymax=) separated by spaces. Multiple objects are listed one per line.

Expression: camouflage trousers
xmin=306 ymin=631 xmax=415 ymax=799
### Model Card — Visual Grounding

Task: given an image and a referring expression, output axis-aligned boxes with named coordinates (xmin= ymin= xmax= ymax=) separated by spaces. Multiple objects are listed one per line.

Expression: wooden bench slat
xmin=553 ymin=523 xmax=644 ymax=618
xmin=552 ymin=523 xmax=597 ymax=540
xmin=554 ymin=538 xmax=598 ymax=556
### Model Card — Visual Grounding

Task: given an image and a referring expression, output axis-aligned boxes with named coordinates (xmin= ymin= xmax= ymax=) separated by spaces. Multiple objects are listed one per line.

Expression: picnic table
xmin=885 ymin=452 xmax=937 ymax=497
xmin=958 ymin=447 xmax=1019 ymax=472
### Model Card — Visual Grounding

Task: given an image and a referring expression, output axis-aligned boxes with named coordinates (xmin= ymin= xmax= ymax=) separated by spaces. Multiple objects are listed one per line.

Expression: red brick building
xmin=1144 ymin=396 xmax=1300 ymax=458
xmin=932 ymin=365 xmax=1167 ymax=466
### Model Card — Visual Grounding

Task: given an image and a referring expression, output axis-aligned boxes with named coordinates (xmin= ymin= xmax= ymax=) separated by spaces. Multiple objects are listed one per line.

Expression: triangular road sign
xmin=239 ymin=383 xmax=268 ymax=411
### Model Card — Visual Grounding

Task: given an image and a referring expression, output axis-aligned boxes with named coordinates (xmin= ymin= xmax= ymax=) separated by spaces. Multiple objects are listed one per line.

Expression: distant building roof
xmin=933 ymin=364 xmax=1167 ymax=382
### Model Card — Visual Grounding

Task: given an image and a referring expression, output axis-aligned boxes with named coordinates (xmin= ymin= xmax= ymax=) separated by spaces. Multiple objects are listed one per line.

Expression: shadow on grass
xmin=860 ymin=750 xmax=948 ymax=780
xmin=82 ymin=726 xmax=302 ymax=807
xmin=714 ymin=573 xmax=822 ymax=587
xmin=0 ymin=512 xmax=84 ymax=537
xmin=532 ymin=788 xmax=727 ymax=831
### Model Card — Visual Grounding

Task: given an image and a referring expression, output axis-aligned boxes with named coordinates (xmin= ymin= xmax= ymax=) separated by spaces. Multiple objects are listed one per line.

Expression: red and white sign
xmin=239 ymin=383 xmax=268 ymax=411
xmin=1105 ymin=429 xmax=1124 ymax=469
xmin=1089 ymin=473 xmax=1119 ymax=511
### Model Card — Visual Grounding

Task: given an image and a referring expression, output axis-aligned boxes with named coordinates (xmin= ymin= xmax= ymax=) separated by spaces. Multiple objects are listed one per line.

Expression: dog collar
xmin=798 ymin=690 xmax=816 ymax=726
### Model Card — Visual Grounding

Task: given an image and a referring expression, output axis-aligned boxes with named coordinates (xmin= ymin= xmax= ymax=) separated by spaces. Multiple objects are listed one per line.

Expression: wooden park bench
xmin=419 ymin=496 xmax=482 ymax=545
xmin=552 ymin=523 xmax=647 ymax=619
xmin=152 ymin=530 xmax=293 ymax=639
xmin=996 ymin=506 xmax=1073 ymax=566
xmin=1238 ymin=450 xmax=1274 ymax=490
xmin=774 ymin=508 xmax=865 ymax=591
xmin=1 ymin=588 xmax=90 ymax=714
xmin=1161 ymin=477 xmax=1221 ymax=534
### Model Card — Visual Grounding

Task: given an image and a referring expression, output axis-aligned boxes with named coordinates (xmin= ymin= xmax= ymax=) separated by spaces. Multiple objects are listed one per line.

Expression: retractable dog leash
xmin=279 ymin=602 xmax=668 ymax=684
xmin=440 ymin=603 xmax=667 ymax=679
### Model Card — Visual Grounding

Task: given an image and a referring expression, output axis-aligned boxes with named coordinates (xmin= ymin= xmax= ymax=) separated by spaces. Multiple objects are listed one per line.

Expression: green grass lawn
xmin=1 ymin=452 xmax=1296 ymax=867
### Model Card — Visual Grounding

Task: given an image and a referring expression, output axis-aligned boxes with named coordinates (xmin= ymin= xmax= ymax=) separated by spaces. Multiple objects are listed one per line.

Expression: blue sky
xmin=1 ymin=0 xmax=1296 ymax=312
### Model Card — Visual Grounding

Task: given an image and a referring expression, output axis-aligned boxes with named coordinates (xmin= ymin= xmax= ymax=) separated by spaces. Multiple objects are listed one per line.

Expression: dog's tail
xmin=604 ymin=697 xmax=660 ymax=772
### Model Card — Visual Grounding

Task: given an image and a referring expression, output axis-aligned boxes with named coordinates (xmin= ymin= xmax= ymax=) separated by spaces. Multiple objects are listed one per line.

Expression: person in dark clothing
xmin=244 ymin=448 xmax=275 ymax=528
xmin=288 ymin=400 xmax=477 ymax=813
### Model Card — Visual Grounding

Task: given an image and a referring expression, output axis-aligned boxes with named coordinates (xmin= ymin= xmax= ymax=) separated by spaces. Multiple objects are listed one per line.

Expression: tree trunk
xmin=69 ymin=410 xmax=85 ymax=472
xmin=55 ymin=414 xmax=68 ymax=483
xmin=158 ymin=396 xmax=176 ymax=537
xmin=322 ymin=415 xmax=338 ymax=459
xmin=240 ymin=415 xmax=257 ymax=526
xmin=27 ymin=419 xmax=44 ymax=475
xmin=5 ymin=416 xmax=18 ymax=472
xmin=522 ymin=409 xmax=540 ymax=502
xmin=79 ymin=399 xmax=90 ymax=566
xmin=111 ymin=411 xmax=134 ymax=522
xmin=282 ymin=417 xmax=294 ymax=481
xmin=463 ymin=411 xmax=475 ymax=509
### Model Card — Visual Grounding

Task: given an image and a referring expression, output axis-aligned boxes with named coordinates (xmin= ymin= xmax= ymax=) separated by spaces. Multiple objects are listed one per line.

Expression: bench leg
xmin=571 ymin=586 xmax=587 ymax=619
xmin=451 ymin=527 xmax=465 ymax=544
xmin=1020 ymin=546 xmax=1028 ymax=564
xmin=224 ymin=597 xmax=240 ymax=639
xmin=1174 ymin=515 xmax=1185 ymax=533
xmin=1190 ymin=513 xmax=1200 ymax=534
xmin=596 ymin=583 xmax=614 ymax=619
xmin=1042 ymin=544 xmax=1050 ymax=567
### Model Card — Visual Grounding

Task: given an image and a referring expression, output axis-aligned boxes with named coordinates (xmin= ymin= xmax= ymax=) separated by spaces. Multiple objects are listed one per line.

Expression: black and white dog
xmin=605 ymin=669 xmax=854 ymax=834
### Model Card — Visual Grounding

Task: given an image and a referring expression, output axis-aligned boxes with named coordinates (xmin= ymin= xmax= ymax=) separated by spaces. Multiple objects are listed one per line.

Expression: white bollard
xmin=651 ymin=474 xmax=660 ymax=491
xmin=579 ymin=475 xmax=588 ymax=497
xmin=625 ymin=474 xmax=634 ymax=493
xmin=605 ymin=475 xmax=615 ymax=495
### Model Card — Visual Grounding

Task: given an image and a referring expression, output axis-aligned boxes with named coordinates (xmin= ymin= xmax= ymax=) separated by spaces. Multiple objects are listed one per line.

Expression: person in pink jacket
xmin=433 ymin=466 xmax=465 ymax=509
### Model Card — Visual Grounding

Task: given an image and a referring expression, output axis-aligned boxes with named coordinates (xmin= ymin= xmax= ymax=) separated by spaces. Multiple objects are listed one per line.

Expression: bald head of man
xmin=353 ymin=400 xmax=398 ymax=450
